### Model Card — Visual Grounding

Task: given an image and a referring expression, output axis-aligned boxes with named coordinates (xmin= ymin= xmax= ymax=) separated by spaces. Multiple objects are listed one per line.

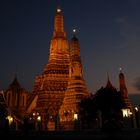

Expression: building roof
xmin=6 ymin=76 xmax=28 ymax=94
xmin=105 ymin=76 xmax=116 ymax=90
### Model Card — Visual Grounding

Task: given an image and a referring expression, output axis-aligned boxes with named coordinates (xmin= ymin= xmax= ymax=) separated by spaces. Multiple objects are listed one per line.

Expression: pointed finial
xmin=107 ymin=72 xmax=109 ymax=81
xmin=73 ymin=29 xmax=76 ymax=37
xmin=57 ymin=6 xmax=61 ymax=13
xmin=119 ymin=67 xmax=122 ymax=73
xmin=73 ymin=29 xmax=76 ymax=33
xmin=106 ymin=72 xmax=114 ymax=88
xmin=71 ymin=29 xmax=78 ymax=41
xmin=14 ymin=64 xmax=18 ymax=79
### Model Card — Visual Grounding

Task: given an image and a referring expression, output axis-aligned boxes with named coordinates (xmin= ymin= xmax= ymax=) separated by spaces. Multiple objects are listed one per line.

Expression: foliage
xmin=79 ymin=86 xmax=124 ymax=129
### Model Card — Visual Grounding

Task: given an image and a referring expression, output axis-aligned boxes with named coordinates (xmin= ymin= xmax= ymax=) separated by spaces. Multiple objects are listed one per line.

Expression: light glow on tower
xmin=73 ymin=29 xmax=76 ymax=33
xmin=121 ymin=109 xmax=132 ymax=117
xmin=57 ymin=8 xmax=61 ymax=13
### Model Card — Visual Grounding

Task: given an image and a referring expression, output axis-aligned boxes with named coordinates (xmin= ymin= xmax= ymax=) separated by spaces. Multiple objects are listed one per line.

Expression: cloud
xmin=133 ymin=77 xmax=140 ymax=91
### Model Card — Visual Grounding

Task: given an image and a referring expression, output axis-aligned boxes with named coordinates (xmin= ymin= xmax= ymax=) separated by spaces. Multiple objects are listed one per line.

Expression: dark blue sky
xmin=0 ymin=0 xmax=140 ymax=95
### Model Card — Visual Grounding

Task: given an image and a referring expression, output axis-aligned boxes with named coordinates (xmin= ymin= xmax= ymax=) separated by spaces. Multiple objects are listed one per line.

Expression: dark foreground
xmin=1 ymin=129 xmax=140 ymax=140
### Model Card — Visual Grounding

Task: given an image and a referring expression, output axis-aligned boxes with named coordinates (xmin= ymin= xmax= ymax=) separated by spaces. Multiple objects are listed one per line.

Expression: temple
xmin=4 ymin=76 xmax=29 ymax=129
xmin=0 ymin=6 xmax=138 ymax=131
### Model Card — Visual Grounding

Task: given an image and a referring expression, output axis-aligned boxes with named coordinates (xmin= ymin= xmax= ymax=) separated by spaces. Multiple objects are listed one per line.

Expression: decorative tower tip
xmin=72 ymin=29 xmax=76 ymax=38
xmin=106 ymin=73 xmax=113 ymax=88
xmin=119 ymin=67 xmax=122 ymax=73
xmin=57 ymin=6 xmax=61 ymax=13
xmin=73 ymin=29 xmax=76 ymax=33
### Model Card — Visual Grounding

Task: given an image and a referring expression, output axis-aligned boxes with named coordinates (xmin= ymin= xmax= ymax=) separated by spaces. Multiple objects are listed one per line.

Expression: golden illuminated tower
xmin=32 ymin=7 xmax=70 ymax=130
xmin=119 ymin=69 xmax=132 ymax=108
xmin=59 ymin=30 xmax=89 ymax=130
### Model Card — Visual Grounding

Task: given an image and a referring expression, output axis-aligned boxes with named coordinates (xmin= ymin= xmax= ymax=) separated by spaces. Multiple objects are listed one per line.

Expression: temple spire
xmin=119 ymin=67 xmax=122 ymax=73
xmin=119 ymin=69 xmax=128 ymax=98
xmin=72 ymin=29 xmax=76 ymax=37
xmin=59 ymin=30 xmax=89 ymax=129
xmin=10 ymin=76 xmax=21 ymax=89
xmin=56 ymin=6 xmax=61 ymax=13
xmin=119 ymin=69 xmax=132 ymax=108
xmin=106 ymin=73 xmax=113 ymax=88
xmin=53 ymin=6 xmax=66 ymax=38
xmin=33 ymin=6 xmax=70 ymax=130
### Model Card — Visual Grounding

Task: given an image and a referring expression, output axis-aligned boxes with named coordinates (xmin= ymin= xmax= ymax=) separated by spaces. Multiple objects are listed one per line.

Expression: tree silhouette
xmin=80 ymin=86 xmax=124 ymax=130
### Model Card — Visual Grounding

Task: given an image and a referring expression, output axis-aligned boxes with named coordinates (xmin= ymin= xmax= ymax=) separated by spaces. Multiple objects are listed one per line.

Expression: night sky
xmin=1 ymin=0 xmax=140 ymax=95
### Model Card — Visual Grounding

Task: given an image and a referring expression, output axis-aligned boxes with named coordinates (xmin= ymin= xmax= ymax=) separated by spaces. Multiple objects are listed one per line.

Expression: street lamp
xmin=37 ymin=116 xmax=41 ymax=122
xmin=74 ymin=113 xmax=78 ymax=120
xmin=32 ymin=112 xmax=41 ymax=130
xmin=135 ymin=107 xmax=138 ymax=112
xmin=134 ymin=107 xmax=139 ymax=128
xmin=74 ymin=113 xmax=79 ymax=130
xmin=6 ymin=115 xmax=13 ymax=125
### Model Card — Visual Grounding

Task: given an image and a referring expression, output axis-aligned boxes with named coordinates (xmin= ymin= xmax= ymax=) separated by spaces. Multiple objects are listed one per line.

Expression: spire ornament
xmin=56 ymin=6 xmax=61 ymax=13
